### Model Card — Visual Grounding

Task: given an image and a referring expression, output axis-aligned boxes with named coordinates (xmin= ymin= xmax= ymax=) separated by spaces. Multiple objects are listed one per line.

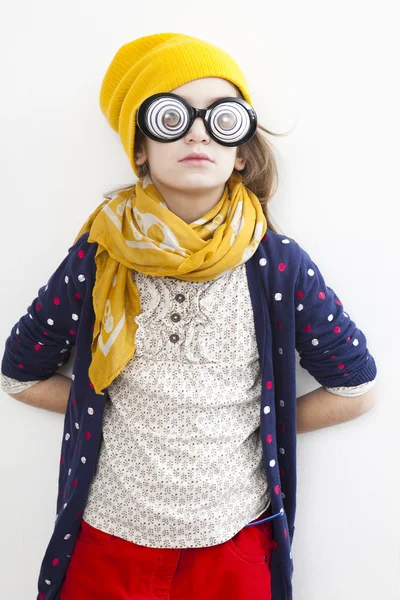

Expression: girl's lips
xmin=180 ymin=158 xmax=213 ymax=164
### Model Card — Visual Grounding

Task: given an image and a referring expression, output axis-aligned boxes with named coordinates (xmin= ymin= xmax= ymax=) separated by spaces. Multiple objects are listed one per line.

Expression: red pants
xmin=60 ymin=506 xmax=277 ymax=600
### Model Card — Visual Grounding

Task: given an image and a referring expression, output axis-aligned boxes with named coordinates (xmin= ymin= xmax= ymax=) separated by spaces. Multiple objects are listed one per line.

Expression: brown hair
xmin=104 ymin=91 xmax=293 ymax=234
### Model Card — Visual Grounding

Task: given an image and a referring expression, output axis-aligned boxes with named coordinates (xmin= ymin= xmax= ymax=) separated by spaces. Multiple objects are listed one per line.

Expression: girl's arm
xmin=294 ymin=244 xmax=378 ymax=430
xmin=1 ymin=233 xmax=94 ymax=407
xmin=7 ymin=373 xmax=72 ymax=414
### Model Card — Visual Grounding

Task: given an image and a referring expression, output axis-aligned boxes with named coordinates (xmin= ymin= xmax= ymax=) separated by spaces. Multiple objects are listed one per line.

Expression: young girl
xmin=1 ymin=32 xmax=377 ymax=600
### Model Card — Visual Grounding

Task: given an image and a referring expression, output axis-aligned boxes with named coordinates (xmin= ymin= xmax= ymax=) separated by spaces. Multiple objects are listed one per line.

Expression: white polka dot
xmin=269 ymin=459 xmax=276 ymax=467
xmin=282 ymin=493 xmax=286 ymax=499
xmin=63 ymin=503 xmax=67 ymax=509
xmin=327 ymin=314 xmax=334 ymax=321
xmin=274 ymin=293 xmax=282 ymax=301
xmin=29 ymin=313 xmax=33 ymax=320
xmin=16 ymin=328 xmax=19 ymax=335
xmin=278 ymin=348 xmax=283 ymax=354
xmin=282 ymin=239 xmax=290 ymax=244
xmin=38 ymin=342 xmax=44 ymax=346
xmin=68 ymin=468 xmax=71 ymax=476
xmin=264 ymin=406 xmax=271 ymax=414
xmin=259 ymin=258 xmax=267 ymax=266
xmin=296 ymin=304 xmax=303 ymax=311
xmin=45 ymin=579 xmax=51 ymax=585
xmin=65 ymin=433 xmax=70 ymax=441
xmin=75 ymin=422 xmax=79 ymax=429
xmin=72 ymin=374 xmax=75 ymax=381
xmin=307 ymin=268 xmax=315 ymax=277
xmin=279 ymin=447 xmax=285 ymax=454
xmin=81 ymin=456 xmax=86 ymax=464
xmin=78 ymin=274 xmax=85 ymax=282
xmin=312 ymin=338 xmax=319 ymax=346
xmin=45 ymin=285 xmax=48 ymax=291
xmin=64 ymin=534 xmax=71 ymax=540
xmin=57 ymin=362 xmax=63 ymax=367
xmin=280 ymin=399 xmax=285 ymax=407
xmin=60 ymin=349 xmax=68 ymax=353
xmin=65 ymin=276 xmax=69 ymax=284
xmin=88 ymin=407 xmax=94 ymax=415
xmin=343 ymin=312 xmax=348 ymax=318
xmin=72 ymin=313 xmax=79 ymax=321
xmin=353 ymin=339 xmax=359 ymax=346
xmin=47 ymin=318 xmax=54 ymax=326
xmin=66 ymin=340 xmax=70 ymax=345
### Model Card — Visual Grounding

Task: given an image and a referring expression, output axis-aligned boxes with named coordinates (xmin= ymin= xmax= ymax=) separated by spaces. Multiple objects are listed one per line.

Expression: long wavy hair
xmin=104 ymin=90 xmax=292 ymax=234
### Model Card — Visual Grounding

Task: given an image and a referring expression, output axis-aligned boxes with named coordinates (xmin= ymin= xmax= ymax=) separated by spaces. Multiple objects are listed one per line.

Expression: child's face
xmin=135 ymin=77 xmax=247 ymax=193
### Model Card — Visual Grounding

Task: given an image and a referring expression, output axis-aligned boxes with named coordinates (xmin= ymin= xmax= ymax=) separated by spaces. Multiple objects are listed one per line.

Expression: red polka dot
xmin=77 ymin=509 xmax=83 ymax=517
xmin=305 ymin=324 xmax=312 ymax=332
xmin=71 ymin=397 xmax=77 ymax=405
xmin=52 ymin=558 xmax=60 ymax=566
xmin=42 ymin=331 xmax=49 ymax=336
xmin=284 ymin=528 xmax=289 ymax=538
xmin=34 ymin=343 xmax=41 ymax=351
xmin=69 ymin=329 xmax=76 ymax=335
xmin=280 ymin=468 xmax=285 ymax=477
xmin=265 ymin=381 xmax=273 ymax=390
xmin=276 ymin=321 xmax=282 ymax=329
xmin=60 ymin=456 xmax=64 ymax=464
xmin=266 ymin=434 xmax=272 ymax=444
xmin=72 ymin=479 xmax=78 ymax=487
xmin=338 ymin=364 xmax=345 ymax=370
xmin=347 ymin=336 xmax=351 ymax=342
xmin=89 ymin=381 xmax=94 ymax=389
xmin=280 ymin=424 xmax=285 ymax=432
xmin=77 ymin=250 xmax=85 ymax=259
xmin=62 ymin=491 xmax=66 ymax=499
xmin=333 ymin=326 xmax=341 ymax=334
xmin=335 ymin=299 xmax=342 ymax=305
xmin=274 ymin=485 xmax=280 ymax=494
xmin=53 ymin=297 xmax=61 ymax=305
xmin=330 ymin=355 xmax=337 ymax=359
xmin=296 ymin=290 xmax=304 ymax=299
xmin=74 ymin=293 xmax=81 ymax=300
xmin=18 ymin=363 xmax=24 ymax=369
xmin=278 ymin=263 xmax=286 ymax=272
xmin=318 ymin=291 xmax=325 ymax=299
xmin=262 ymin=233 xmax=268 ymax=242
xmin=36 ymin=303 xmax=42 ymax=311
xmin=85 ymin=431 xmax=91 ymax=440
xmin=39 ymin=594 xmax=45 ymax=600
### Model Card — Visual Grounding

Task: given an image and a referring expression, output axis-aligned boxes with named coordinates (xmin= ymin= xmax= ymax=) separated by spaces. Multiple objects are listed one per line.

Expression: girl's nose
xmin=186 ymin=116 xmax=210 ymax=142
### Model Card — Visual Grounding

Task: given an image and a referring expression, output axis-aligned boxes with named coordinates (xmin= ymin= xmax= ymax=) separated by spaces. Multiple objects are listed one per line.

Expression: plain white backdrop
xmin=0 ymin=1 xmax=398 ymax=598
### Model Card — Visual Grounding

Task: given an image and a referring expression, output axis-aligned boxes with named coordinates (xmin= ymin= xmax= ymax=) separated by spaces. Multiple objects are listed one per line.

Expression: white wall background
xmin=0 ymin=2 xmax=398 ymax=598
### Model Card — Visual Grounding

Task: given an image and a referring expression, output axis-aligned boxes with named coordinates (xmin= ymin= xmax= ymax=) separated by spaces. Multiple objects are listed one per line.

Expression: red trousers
xmin=60 ymin=506 xmax=277 ymax=600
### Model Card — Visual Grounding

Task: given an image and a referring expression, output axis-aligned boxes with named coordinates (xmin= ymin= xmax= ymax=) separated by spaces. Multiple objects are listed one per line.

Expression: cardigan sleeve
xmin=294 ymin=244 xmax=377 ymax=389
xmin=1 ymin=232 xmax=94 ymax=384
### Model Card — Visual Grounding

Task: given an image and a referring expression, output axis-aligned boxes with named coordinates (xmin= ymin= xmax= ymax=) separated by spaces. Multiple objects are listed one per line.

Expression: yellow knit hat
xmin=99 ymin=32 xmax=254 ymax=178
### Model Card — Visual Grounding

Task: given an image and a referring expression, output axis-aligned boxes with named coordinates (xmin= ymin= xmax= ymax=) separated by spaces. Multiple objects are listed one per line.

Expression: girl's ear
xmin=135 ymin=146 xmax=147 ymax=166
xmin=234 ymin=151 xmax=246 ymax=172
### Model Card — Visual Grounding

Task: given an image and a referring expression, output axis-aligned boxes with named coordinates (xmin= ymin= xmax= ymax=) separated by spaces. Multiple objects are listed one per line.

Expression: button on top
xmin=169 ymin=334 xmax=179 ymax=344
xmin=170 ymin=313 xmax=181 ymax=323
xmin=175 ymin=294 xmax=185 ymax=303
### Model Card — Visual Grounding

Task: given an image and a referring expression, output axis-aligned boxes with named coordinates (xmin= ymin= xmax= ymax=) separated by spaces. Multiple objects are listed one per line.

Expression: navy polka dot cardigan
xmin=1 ymin=230 xmax=377 ymax=600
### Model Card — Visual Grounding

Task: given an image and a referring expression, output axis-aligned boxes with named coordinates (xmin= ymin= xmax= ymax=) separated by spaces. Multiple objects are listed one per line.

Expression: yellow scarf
xmin=73 ymin=170 xmax=267 ymax=395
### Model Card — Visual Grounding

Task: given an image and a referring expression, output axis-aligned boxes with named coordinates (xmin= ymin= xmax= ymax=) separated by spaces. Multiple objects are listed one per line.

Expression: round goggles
xmin=136 ymin=92 xmax=258 ymax=147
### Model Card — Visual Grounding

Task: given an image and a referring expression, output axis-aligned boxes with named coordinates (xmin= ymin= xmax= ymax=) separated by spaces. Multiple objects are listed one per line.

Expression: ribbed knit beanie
xmin=99 ymin=32 xmax=253 ymax=177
